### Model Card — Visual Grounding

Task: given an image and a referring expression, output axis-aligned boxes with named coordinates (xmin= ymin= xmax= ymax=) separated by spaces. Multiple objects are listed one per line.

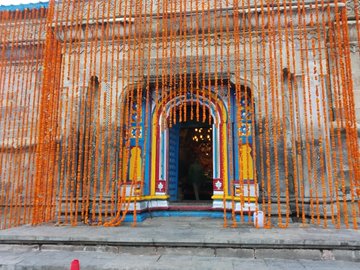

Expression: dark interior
xmin=177 ymin=106 xmax=213 ymax=201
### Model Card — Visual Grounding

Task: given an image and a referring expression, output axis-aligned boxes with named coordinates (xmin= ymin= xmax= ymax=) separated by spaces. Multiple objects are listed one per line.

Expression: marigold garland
xmin=0 ymin=0 xmax=359 ymax=230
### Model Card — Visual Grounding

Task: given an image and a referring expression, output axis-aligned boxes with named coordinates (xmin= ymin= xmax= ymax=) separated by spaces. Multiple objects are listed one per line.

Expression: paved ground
xmin=1 ymin=250 xmax=360 ymax=270
xmin=0 ymin=217 xmax=359 ymax=269
xmin=1 ymin=217 xmax=359 ymax=248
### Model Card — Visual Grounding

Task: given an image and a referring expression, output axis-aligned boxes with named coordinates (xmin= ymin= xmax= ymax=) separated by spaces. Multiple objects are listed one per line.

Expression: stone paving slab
xmin=0 ymin=250 xmax=360 ymax=270
xmin=0 ymin=217 xmax=359 ymax=249
xmin=0 ymin=217 xmax=360 ymax=269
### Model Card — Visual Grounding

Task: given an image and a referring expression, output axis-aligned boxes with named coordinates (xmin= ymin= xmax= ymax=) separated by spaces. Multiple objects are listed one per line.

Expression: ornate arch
xmin=150 ymin=90 xmax=230 ymax=198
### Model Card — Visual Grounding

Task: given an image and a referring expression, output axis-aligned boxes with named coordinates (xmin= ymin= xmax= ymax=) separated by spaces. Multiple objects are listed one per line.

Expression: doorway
xmin=168 ymin=105 xmax=213 ymax=201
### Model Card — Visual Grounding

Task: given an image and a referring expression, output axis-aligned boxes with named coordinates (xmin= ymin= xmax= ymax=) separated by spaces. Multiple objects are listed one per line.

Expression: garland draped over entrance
xmin=0 ymin=0 xmax=359 ymax=229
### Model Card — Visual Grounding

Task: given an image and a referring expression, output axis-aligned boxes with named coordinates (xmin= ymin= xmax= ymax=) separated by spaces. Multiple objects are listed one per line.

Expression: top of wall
xmin=0 ymin=1 xmax=48 ymax=11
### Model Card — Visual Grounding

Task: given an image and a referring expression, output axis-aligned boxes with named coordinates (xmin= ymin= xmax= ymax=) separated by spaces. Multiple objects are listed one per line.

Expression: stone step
xmin=0 ymin=244 xmax=359 ymax=262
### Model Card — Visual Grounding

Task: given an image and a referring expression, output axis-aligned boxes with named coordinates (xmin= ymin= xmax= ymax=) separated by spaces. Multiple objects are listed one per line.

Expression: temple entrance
xmin=168 ymin=106 xmax=213 ymax=201
xmin=151 ymin=89 xmax=230 ymax=208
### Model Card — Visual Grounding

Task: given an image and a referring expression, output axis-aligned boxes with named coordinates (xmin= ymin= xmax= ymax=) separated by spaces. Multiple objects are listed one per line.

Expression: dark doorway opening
xmin=177 ymin=107 xmax=213 ymax=201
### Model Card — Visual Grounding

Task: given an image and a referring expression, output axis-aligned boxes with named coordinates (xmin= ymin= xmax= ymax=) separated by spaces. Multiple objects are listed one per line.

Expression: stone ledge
xmin=1 ymin=237 xmax=360 ymax=250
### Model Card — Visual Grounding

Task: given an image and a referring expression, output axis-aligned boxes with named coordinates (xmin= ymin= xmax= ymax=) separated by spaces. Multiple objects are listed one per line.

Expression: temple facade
xmin=0 ymin=1 xmax=359 ymax=228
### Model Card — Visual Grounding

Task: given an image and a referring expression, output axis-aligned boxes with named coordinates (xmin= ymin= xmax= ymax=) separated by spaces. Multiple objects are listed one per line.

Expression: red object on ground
xmin=70 ymin=259 xmax=80 ymax=270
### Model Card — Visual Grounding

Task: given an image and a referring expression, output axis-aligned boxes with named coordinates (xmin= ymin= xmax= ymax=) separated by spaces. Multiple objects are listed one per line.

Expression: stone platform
xmin=0 ymin=217 xmax=359 ymax=269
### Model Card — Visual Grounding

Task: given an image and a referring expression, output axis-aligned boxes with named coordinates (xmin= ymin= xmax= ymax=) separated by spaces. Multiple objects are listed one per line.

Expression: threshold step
xmin=168 ymin=201 xmax=213 ymax=211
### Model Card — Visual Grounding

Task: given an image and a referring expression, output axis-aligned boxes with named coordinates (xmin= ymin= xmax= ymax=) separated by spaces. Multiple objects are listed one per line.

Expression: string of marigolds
xmin=334 ymin=0 xmax=351 ymax=228
xmin=260 ymin=0 xmax=272 ymax=228
xmin=109 ymin=0 xmax=130 ymax=226
xmin=2 ymin=10 xmax=19 ymax=228
xmin=231 ymin=0 xmax=240 ymax=227
xmin=287 ymin=1 xmax=301 ymax=222
xmin=25 ymin=8 xmax=46 ymax=225
xmin=0 ymin=10 xmax=9 ymax=229
xmin=293 ymin=1 xmax=306 ymax=222
xmin=312 ymin=0 xmax=329 ymax=227
xmin=96 ymin=0 xmax=110 ymax=225
xmin=0 ymin=10 xmax=7 ymax=228
xmin=32 ymin=0 xmax=54 ymax=224
xmin=327 ymin=5 xmax=343 ymax=229
xmin=178 ymin=0 xmax=184 ymax=124
xmin=5 ymin=8 xmax=21 ymax=226
xmin=276 ymin=0 xmax=290 ymax=227
xmin=68 ymin=0 xmax=84 ymax=225
xmin=243 ymin=0 xmax=252 ymax=226
xmin=12 ymin=8 xmax=30 ymax=227
xmin=274 ymin=0 xmax=288 ymax=227
xmin=104 ymin=0 xmax=116 ymax=220
xmin=73 ymin=0 xmax=88 ymax=225
xmin=252 ymin=0 xmax=262 ymax=228
xmin=340 ymin=6 xmax=359 ymax=228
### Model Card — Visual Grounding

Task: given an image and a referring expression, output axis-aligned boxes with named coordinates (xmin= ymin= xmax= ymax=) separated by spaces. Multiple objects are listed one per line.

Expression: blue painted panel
xmin=231 ymin=93 xmax=240 ymax=182
xmin=168 ymin=124 xmax=180 ymax=201
xmin=144 ymin=98 xmax=151 ymax=195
